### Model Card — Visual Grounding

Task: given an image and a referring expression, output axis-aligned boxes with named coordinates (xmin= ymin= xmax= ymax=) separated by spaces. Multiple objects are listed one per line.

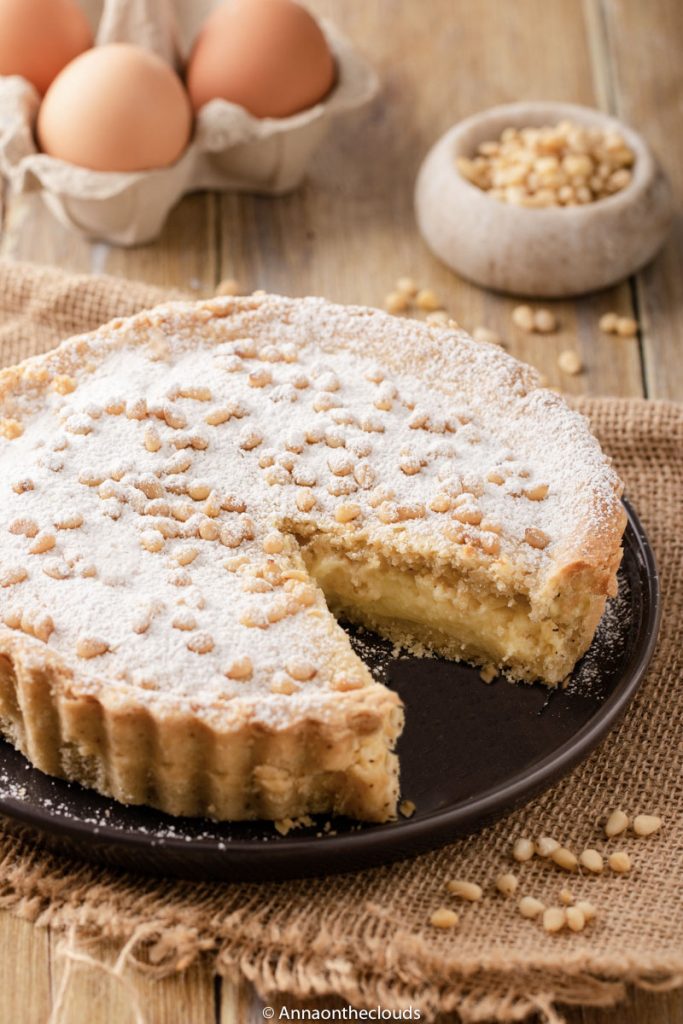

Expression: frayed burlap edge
xmin=0 ymin=263 xmax=682 ymax=1024
xmin=1 ymin=828 xmax=682 ymax=1024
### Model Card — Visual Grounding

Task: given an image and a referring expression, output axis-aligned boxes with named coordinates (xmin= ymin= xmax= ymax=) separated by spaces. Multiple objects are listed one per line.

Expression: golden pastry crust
xmin=0 ymin=294 xmax=625 ymax=820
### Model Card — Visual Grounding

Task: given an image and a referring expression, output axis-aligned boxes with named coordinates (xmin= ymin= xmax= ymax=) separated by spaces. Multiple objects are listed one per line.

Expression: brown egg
xmin=187 ymin=0 xmax=336 ymax=118
xmin=37 ymin=44 xmax=193 ymax=173
xmin=0 ymin=0 xmax=92 ymax=95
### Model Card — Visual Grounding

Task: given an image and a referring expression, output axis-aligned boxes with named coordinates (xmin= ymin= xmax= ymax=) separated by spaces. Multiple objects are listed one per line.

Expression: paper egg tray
xmin=0 ymin=0 xmax=378 ymax=245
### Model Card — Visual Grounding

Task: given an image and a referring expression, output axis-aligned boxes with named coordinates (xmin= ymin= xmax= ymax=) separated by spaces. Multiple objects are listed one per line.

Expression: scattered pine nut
xmin=473 ymin=326 xmax=503 ymax=346
xmin=512 ymin=838 xmax=535 ymax=863
xmin=426 ymin=310 xmax=449 ymax=325
xmin=446 ymin=879 xmax=483 ymax=902
xmin=559 ymin=887 xmax=574 ymax=906
xmin=518 ymin=896 xmax=545 ymax=919
xmin=616 ymin=316 xmax=638 ymax=337
xmin=396 ymin=276 xmax=418 ymax=297
xmin=575 ymin=900 xmax=597 ymax=922
xmin=633 ymin=814 xmax=662 ymax=837
xmin=566 ymin=906 xmax=586 ymax=932
xmin=399 ymin=799 xmax=416 ymax=818
xmin=430 ymin=907 xmax=458 ymax=929
xmin=608 ymin=851 xmax=632 ymax=874
xmin=599 ymin=312 xmax=620 ymax=333
xmin=384 ymin=291 xmax=409 ymax=315
xmin=533 ymin=309 xmax=557 ymax=333
xmin=543 ymin=907 xmax=566 ymax=933
xmin=479 ymin=664 xmax=497 ymax=683
xmin=496 ymin=872 xmax=518 ymax=896
xmin=536 ymin=836 xmax=561 ymax=858
xmin=557 ymin=350 xmax=583 ymax=376
xmin=551 ymin=847 xmax=578 ymax=872
xmin=415 ymin=288 xmax=441 ymax=312
xmin=215 ymin=278 xmax=242 ymax=296
xmin=579 ymin=848 xmax=604 ymax=874
xmin=605 ymin=809 xmax=629 ymax=837
xmin=512 ymin=305 xmax=535 ymax=332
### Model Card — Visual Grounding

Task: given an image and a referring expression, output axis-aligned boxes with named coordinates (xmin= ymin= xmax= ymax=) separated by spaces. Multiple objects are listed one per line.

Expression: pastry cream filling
xmin=303 ymin=546 xmax=572 ymax=683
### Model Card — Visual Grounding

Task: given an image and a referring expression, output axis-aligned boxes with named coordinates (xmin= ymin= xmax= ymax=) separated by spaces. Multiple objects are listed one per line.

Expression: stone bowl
xmin=414 ymin=101 xmax=674 ymax=297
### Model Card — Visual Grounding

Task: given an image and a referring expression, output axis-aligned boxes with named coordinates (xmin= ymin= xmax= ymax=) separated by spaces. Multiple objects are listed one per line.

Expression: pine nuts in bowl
xmin=415 ymin=101 xmax=673 ymax=297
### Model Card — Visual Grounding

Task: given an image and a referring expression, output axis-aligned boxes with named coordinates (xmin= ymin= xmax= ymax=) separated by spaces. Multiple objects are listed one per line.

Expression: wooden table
xmin=0 ymin=1 xmax=681 ymax=1021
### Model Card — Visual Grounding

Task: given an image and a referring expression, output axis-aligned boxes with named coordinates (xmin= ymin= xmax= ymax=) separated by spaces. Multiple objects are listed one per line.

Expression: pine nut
xmin=335 ymin=502 xmax=361 ymax=523
xmin=616 ymin=316 xmax=638 ymax=337
xmin=518 ymin=896 xmax=545 ymax=919
xmin=575 ymin=900 xmax=597 ymax=922
xmin=446 ymin=879 xmax=483 ymax=901
xmin=473 ymin=326 xmax=502 ymax=346
xmin=608 ymin=851 xmax=632 ymax=874
xmin=605 ymin=809 xmax=629 ymax=837
xmin=415 ymin=288 xmax=441 ymax=312
xmin=226 ymin=656 xmax=253 ymax=681
xmin=512 ymin=838 xmax=535 ymax=863
xmin=29 ymin=531 xmax=56 ymax=555
xmin=76 ymin=637 xmax=109 ymax=659
xmin=524 ymin=527 xmax=550 ymax=550
xmin=384 ymin=291 xmax=409 ymax=314
xmin=566 ymin=906 xmax=586 ymax=932
xmin=187 ymin=631 xmax=214 ymax=654
xmin=512 ymin=305 xmax=535 ymax=332
xmin=429 ymin=908 xmax=458 ymax=929
xmin=579 ymin=848 xmax=604 ymax=874
xmin=633 ymin=814 xmax=662 ymax=837
xmin=551 ymin=847 xmax=578 ymax=872
xmin=496 ymin=873 xmax=518 ymax=896
xmin=286 ymin=659 xmax=317 ymax=682
xmin=542 ymin=907 xmax=566 ymax=933
xmin=599 ymin=312 xmax=619 ymax=333
xmin=558 ymin=349 xmax=583 ymax=376
xmin=533 ymin=309 xmax=557 ymax=333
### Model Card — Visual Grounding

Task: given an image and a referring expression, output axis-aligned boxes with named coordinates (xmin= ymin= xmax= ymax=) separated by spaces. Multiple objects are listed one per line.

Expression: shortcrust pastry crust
xmin=0 ymin=295 xmax=625 ymax=821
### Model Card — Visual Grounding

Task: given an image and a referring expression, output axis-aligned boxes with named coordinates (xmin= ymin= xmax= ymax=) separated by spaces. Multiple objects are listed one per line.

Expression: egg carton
xmin=0 ymin=0 xmax=378 ymax=245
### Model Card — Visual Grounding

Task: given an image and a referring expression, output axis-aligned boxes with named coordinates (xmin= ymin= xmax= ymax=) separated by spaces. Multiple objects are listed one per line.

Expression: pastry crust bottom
xmin=0 ymin=641 xmax=403 ymax=822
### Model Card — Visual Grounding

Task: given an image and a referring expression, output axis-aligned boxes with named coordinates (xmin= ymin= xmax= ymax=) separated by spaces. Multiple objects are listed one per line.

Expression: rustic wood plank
xmin=218 ymin=0 xmax=643 ymax=399
xmin=0 ymin=913 xmax=51 ymax=1024
xmin=598 ymin=0 xmax=683 ymax=402
xmin=48 ymin=934 xmax=216 ymax=1024
xmin=0 ymin=191 xmax=217 ymax=292
xmin=570 ymin=986 xmax=683 ymax=1024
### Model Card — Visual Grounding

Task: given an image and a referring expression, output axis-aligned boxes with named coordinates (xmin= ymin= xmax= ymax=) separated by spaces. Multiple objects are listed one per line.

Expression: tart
xmin=0 ymin=295 xmax=625 ymax=821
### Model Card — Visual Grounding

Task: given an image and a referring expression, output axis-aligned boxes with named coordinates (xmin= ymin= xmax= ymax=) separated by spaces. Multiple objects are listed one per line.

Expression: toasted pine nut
xmin=608 ymin=851 xmax=632 ymax=874
xmin=566 ymin=906 xmax=586 ymax=932
xmin=605 ymin=809 xmax=629 ymax=837
xmin=633 ymin=814 xmax=662 ymax=837
xmin=551 ymin=847 xmax=578 ymax=872
xmin=496 ymin=873 xmax=518 ymax=896
xmin=429 ymin=908 xmax=458 ymax=929
xmin=518 ymin=896 xmax=545 ymax=919
xmin=446 ymin=879 xmax=483 ymax=902
xmin=579 ymin=848 xmax=604 ymax=874
xmin=512 ymin=838 xmax=535 ymax=863
xmin=543 ymin=907 xmax=566 ymax=933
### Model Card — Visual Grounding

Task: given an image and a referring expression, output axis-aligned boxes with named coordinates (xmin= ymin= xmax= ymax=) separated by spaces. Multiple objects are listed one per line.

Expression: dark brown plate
xmin=0 ymin=498 xmax=660 ymax=881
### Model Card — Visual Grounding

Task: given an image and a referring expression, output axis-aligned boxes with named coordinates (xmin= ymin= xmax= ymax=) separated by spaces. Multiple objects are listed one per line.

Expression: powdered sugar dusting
xmin=0 ymin=295 xmax=624 ymax=723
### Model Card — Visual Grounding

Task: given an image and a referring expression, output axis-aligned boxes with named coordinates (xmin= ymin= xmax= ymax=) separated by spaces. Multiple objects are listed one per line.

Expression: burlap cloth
xmin=0 ymin=262 xmax=681 ymax=1023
